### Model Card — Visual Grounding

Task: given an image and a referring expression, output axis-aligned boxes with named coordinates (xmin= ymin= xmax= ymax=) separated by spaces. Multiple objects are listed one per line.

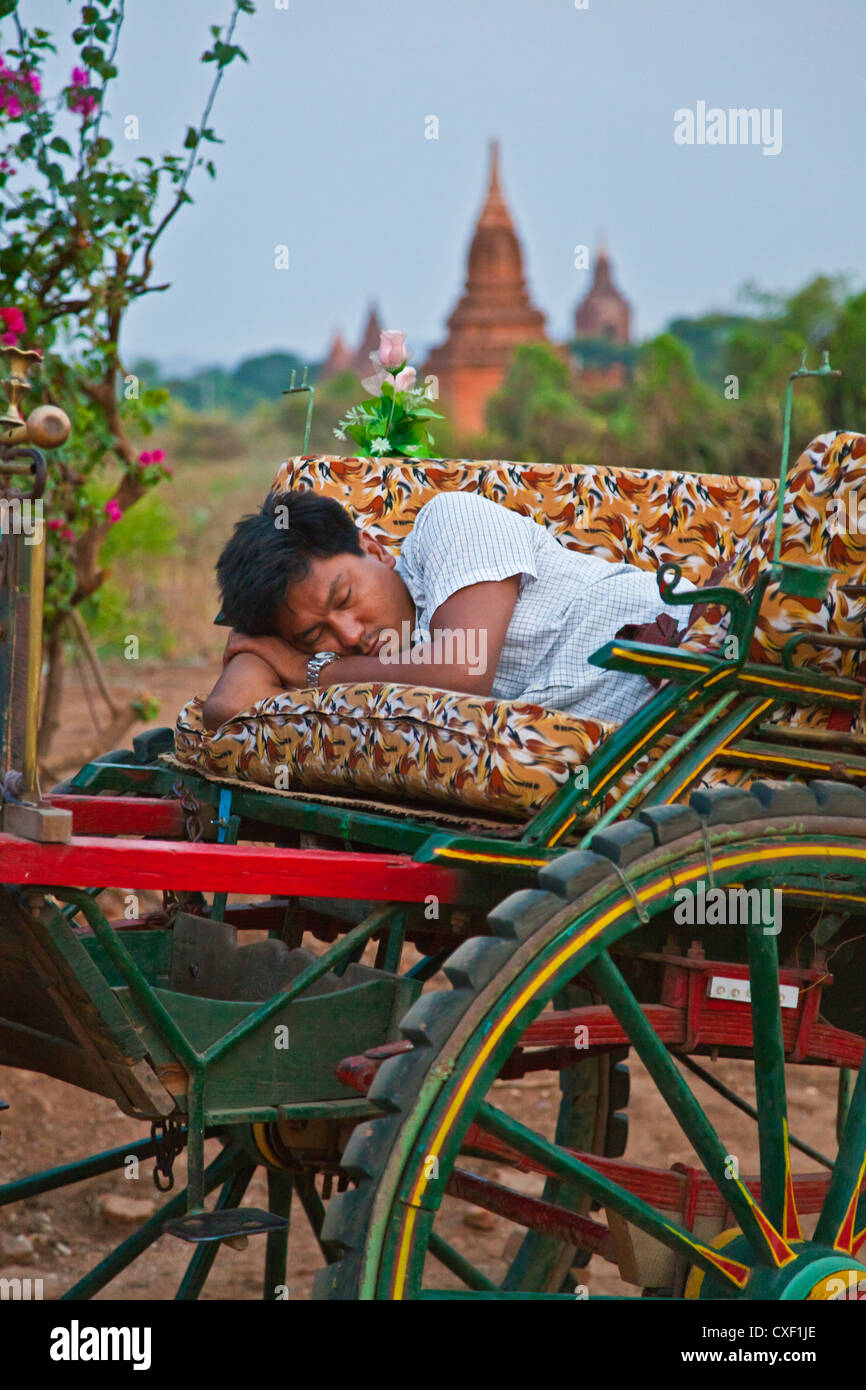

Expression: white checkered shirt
xmin=395 ymin=491 xmax=695 ymax=724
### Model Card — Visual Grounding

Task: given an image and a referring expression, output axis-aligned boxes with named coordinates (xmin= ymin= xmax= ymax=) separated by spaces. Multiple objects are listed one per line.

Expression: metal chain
xmin=150 ymin=1117 xmax=186 ymax=1192
xmin=170 ymin=777 xmax=204 ymax=843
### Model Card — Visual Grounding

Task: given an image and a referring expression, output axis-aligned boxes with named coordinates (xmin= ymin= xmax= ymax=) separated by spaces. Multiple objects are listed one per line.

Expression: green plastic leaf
xmin=49 ymin=136 xmax=74 ymax=156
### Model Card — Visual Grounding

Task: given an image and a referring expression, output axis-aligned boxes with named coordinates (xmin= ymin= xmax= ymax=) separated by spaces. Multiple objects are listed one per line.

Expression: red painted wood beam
xmin=462 ymin=1128 xmax=831 ymax=1219
xmin=446 ymin=1166 xmax=618 ymax=1262
xmin=44 ymin=795 xmax=187 ymax=837
xmin=0 ymin=833 xmax=463 ymax=901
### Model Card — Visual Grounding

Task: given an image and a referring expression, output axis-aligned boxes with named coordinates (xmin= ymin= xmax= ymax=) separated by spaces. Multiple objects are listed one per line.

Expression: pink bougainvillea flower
xmin=71 ymin=66 xmax=88 ymax=86
xmin=4 ymin=94 xmax=22 ymax=119
xmin=104 ymin=499 xmax=123 ymax=523
xmin=1 ymin=307 xmax=26 ymax=334
xmin=70 ymin=91 xmax=97 ymax=117
xmin=61 ymin=528 xmax=75 ymax=542
xmin=1 ymin=331 xmax=19 ymax=347
xmin=25 ymin=71 xmax=40 ymax=95
xmin=46 ymin=519 xmax=63 ymax=531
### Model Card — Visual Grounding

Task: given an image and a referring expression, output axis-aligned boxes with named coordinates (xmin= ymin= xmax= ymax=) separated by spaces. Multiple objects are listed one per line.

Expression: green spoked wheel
xmin=314 ymin=781 xmax=866 ymax=1300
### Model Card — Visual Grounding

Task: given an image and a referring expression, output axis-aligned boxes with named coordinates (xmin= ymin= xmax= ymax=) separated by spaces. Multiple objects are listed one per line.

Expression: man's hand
xmin=222 ymin=630 xmax=310 ymax=688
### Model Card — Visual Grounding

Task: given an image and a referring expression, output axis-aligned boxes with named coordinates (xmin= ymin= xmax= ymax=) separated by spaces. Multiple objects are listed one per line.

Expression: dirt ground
xmin=0 ymin=661 xmax=848 ymax=1301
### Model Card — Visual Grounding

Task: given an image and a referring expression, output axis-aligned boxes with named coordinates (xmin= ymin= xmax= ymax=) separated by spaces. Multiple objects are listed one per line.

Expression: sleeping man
xmin=202 ymin=488 xmax=695 ymax=733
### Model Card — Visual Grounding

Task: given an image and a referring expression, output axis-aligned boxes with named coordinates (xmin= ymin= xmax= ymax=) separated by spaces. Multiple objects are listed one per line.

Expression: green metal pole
xmin=61 ymin=1146 xmax=241 ymax=1300
xmin=263 ymin=1169 xmax=294 ymax=1299
xmin=176 ymin=1163 xmax=255 ymax=1301
xmin=814 ymin=1052 xmax=866 ymax=1247
xmin=0 ymin=1136 xmax=158 ymax=1206
xmin=585 ymin=949 xmax=783 ymax=1266
xmin=745 ymin=921 xmax=792 ymax=1233
xmin=476 ymin=1099 xmax=749 ymax=1292
xmin=579 ymin=691 xmax=738 ymax=846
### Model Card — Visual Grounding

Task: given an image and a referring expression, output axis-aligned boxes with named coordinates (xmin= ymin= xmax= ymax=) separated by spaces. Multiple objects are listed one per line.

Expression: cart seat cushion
xmin=173 ymin=684 xmax=615 ymax=818
xmin=681 ymin=431 xmax=866 ymax=678
xmin=271 ymin=455 xmax=775 ymax=583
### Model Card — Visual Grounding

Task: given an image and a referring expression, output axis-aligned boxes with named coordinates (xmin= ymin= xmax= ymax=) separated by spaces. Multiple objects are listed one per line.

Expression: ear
xmin=358 ymin=530 xmax=396 ymax=569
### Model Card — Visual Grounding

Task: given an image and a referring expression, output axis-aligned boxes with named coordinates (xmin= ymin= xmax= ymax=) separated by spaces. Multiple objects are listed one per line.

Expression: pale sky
xmin=14 ymin=0 xmax=866 ymax=371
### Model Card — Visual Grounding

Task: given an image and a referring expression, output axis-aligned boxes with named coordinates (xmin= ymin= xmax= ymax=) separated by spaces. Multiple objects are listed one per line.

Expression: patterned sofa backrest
xmin=271 ymin=456 xmax=777 ymax=584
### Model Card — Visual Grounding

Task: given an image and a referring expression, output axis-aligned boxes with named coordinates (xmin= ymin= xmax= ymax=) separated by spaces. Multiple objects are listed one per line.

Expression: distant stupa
xmin=320 ymin=304 xmax=385 ymax=382
xmin=319 ymin=328 xmax=354 ymax=380
xmin=575 ymin=242 xmax=631 ymax=343
xmin=423 ymin=140 xmax=548 ymax=434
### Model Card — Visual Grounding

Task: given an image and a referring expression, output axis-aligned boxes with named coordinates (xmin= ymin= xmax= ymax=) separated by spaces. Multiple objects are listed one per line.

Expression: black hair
xmin=215 ymin=489 xmax=363 ymax=634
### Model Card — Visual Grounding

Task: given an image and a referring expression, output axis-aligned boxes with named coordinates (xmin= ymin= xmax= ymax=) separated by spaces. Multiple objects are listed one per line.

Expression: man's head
xmin=216 ymin=490 xmax=415 ymax=655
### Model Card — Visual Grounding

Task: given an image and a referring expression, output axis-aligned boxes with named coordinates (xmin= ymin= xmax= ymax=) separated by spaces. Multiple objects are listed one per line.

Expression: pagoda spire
xmin=422 ymin=141 xmax=547 ymax=434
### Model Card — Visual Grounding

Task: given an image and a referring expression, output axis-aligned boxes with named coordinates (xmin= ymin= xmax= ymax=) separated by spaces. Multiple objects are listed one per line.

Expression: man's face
xmin=273 ymin=532 xmax=415 ymax=656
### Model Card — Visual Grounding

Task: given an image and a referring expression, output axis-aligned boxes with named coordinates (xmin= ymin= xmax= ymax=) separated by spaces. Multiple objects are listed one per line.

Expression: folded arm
xmin=202 ymin=576 xmax=520 ymax=732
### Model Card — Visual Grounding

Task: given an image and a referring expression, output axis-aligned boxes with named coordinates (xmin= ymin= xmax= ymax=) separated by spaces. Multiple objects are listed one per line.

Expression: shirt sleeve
xmin=400 ymin=492 xmax=540 ymax=633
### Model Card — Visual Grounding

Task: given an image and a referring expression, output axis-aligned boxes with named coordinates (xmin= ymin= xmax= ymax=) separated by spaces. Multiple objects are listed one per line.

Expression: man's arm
xmin=204 ymin=575 xmax=522 ymax=728
xmin=324 ymin=576 xmax=521 ymax=694
xmin=202 ymin=652 xmax=286 ymax=732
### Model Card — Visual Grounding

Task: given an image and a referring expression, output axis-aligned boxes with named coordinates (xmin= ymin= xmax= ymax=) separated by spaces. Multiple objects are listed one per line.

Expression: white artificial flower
xmin=369 ymin=437 xmax=392 ymax=455
xmin=333 ymin=427 xmax=347 ymax=440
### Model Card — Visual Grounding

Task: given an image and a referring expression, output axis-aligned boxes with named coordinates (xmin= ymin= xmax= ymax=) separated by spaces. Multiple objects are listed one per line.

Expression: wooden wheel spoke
xmin=815 ymin=1052 xmax=866 ymax=1251
xmin=475 ymin=1099 xmax=752 ymax=1292
xmin=584 ymin=949 xmax=796 ymax=1269
xmin=426 ymin=1231 xmax=499 ymax=1292
xmin=745 ymin=920 xmax=801 ymax=1239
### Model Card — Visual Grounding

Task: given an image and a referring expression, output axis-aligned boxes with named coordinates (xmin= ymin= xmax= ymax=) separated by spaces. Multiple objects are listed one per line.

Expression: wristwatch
xmin=306 ymin=650 xmax=339 ymax=688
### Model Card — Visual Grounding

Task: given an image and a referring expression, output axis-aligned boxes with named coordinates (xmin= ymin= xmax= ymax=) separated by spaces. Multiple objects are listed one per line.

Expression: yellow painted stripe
xmin=433 ymin=848 xmax=550 ymax=868
xmin=663 ymin=699 xmax=773 ymax=805
xmin=390 ymin=839 xmax=866 ymax=1298
xmin=723 ymin=748 xmax=866 ymax=779
xmin=592 ymin=708 xmax=680 ymax=797
xmin=661 ymin=1221 xmax=750 ymax=1286
xmin=610 ymin=646 xmax=711 ymax=676
xmin=739 ymin=672 xmax=860 ymax=702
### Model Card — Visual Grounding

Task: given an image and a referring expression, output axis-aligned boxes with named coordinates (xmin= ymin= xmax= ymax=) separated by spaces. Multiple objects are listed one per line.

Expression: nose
xmin=330 ymin=610 xmax=367 ymax=650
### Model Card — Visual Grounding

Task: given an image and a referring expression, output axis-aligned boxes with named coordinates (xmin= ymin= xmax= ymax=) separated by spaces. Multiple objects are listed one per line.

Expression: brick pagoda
xmin=423 ymin=141 xmax=548 ymax=435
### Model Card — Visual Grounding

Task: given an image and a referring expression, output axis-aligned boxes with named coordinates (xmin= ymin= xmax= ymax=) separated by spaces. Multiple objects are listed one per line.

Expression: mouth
xmin=365 ymin=631 xmax=384 ymax=656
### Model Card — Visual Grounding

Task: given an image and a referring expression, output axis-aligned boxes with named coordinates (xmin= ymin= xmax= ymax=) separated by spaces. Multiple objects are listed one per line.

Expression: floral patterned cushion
xmin=681 ymin=432 xmax=866 ymax=677
xmin=174 ymin=685 xmax=614 ymax=819
xmin=270 ymin=455 xmax=775 ymax=583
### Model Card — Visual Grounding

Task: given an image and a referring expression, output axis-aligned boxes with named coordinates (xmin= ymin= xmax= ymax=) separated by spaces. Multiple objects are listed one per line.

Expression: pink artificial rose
xmin=150 ymin=448 xmax=165 ymax=463
xmin=1 ymin=307 xmax=26 ymax=334
xmin=61 ymin=528 xmax=75 ymax=542
xmin=378 ymin=330 xmax=408 ymax=369
xmin=47 ymin=519 xmax=63 ymax=530
xmin=139 ymin=451 xmax=152 ymax=465
xmin=104 ymin=499 xmax=123 ymax=523
xmin=393 ymin=366 xmax=416 ymax=392
xmin=1 ymin=331 xmax=18 ymax=347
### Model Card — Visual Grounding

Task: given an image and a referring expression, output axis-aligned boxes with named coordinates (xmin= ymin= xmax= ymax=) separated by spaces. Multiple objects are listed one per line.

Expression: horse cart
xmin=0 ymin=349 xmax=864 ymax=1303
